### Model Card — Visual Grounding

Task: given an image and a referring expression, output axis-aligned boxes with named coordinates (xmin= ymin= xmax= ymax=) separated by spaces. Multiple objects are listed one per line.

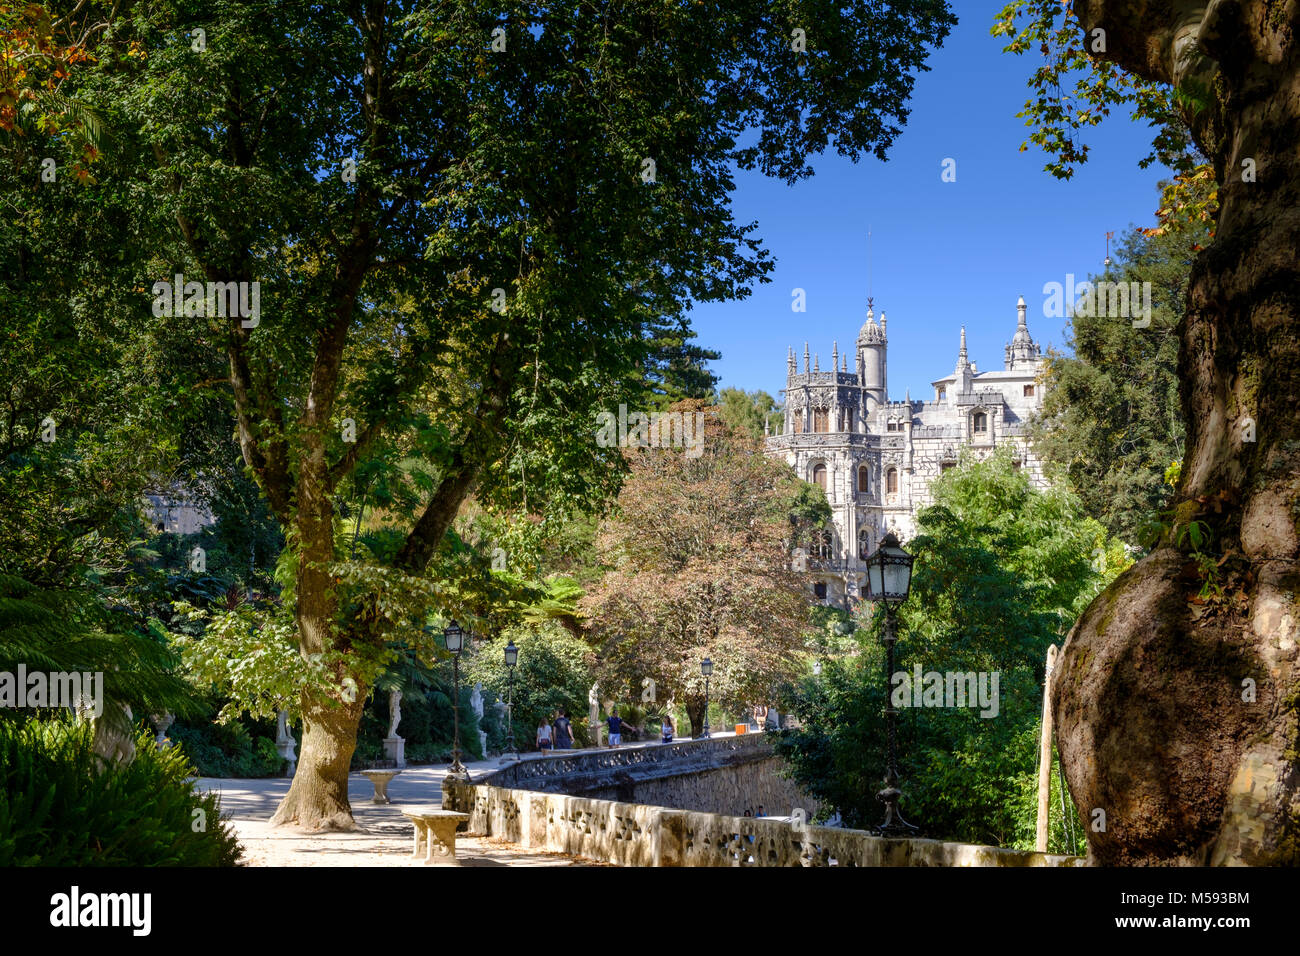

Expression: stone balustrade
xmin=483 ymin=732 xmax=773 ymax=794
xmin=444 ymin=781 xmax=1084 ymax=867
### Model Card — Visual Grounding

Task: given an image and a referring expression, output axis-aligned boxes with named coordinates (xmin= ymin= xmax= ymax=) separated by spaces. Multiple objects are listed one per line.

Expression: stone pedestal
xmin=383 ymin=736 xmax=406 ymax=768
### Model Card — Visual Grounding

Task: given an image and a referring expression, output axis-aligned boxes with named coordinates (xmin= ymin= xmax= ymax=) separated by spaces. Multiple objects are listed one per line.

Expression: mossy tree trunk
xmin=1054 ymin=0 xmax=1300 ymax=864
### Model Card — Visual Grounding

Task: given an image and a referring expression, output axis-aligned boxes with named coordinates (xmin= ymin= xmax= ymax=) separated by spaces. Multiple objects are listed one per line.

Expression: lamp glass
xmin=443 ymin=620 xmax=464 ymax=654
xmin=504 ymin=639 xmax=518 ymax=668
xmin=700 ymin=657 xmax=713 ymax=677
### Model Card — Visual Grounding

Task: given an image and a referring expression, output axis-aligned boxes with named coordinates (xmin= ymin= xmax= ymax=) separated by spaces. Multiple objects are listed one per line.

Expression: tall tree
xmin=1001 ymin=0 xmax=1300 ymax=864
xmin=582 ymin=403 xmax=815 ymax=734
xmin=55 ymin=0 xmax=957 ymax=828
xmin=774 ymin=450 xmax=1111 ymax=849
xmin=1031 ymin=213 xmax=1202 ymax=544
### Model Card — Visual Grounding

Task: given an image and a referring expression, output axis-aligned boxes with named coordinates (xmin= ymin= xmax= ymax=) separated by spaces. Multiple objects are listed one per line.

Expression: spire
xmin=1008 ymin=295 xmax=1041 ymax=368
xmin=813 ymin=352 xmax=820 ymax=373
xmin=842 ymin=353 xmax=848 ymax=373
xmin=957 ymin=326 xmax=969 ymax=370
xmin=804 ymin=342 xmax=810 ymax=374
xmin=905 ymin=387 xmax=911 ymax=405
xmin=880 ymin=311 xmax=886 ymax=338
xmin=832 ymin=340 xmax=839 ymax=372
xmin=788 ymin=345 xmax=796 ymax=375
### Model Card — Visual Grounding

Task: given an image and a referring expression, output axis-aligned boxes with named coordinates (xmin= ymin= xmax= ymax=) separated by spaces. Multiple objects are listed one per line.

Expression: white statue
xmin=387 ymin=688 xmax=402 ymax=738
xmin=471 ymin=682 xmax=484 ymax=721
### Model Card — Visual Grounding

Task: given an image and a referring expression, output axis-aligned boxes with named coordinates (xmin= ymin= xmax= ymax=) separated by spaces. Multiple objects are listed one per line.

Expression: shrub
xmin=0 ymin=718 xmax=243 ymax=866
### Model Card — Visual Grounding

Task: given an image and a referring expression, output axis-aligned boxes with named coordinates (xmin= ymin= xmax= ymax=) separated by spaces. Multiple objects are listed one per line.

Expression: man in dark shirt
xmin=553 ymin=709 xmax=573 ymax=750
xmin=605 ymin=707 xmax=638 ymax=748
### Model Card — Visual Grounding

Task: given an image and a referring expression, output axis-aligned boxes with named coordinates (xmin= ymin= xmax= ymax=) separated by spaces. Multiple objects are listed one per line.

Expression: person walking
xmin=553 ymin=708 xmax=573 ymax=750
xmin=536 ymin=716 xmax=554 ymax=755
xmin=606 ymin=707 xmax=638 ymax=748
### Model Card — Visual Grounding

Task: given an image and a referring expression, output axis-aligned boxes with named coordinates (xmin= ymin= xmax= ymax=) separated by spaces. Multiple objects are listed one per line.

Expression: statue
xmin=471 ymin=682 xmax=484 ymax=721
xmin=387 ymin=688 xmax=402 ymax=738
xmin=275 ymin=709 xmax=297 ymax=776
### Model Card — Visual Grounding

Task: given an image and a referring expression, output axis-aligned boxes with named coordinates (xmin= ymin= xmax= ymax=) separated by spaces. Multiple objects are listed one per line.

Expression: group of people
xmin=535 ymin=706 xmax=683 ymax=752
xmin=535 ymin=708 xmax=576 ymax=752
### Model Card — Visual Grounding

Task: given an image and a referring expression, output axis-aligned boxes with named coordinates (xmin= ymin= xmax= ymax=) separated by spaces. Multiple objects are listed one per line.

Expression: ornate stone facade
xmin=765 ymin=297 xmax=1048 ymax=608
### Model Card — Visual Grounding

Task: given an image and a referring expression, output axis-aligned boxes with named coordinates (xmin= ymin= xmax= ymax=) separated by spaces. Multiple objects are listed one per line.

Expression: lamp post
xmin=444 ymin=620 xmax=469 ymax=780
xmin=699 ymin=657 xmax=713 ymax=739
xmin=863 ymin=531 xmax=918 ymax=837
xmin=502 ymin=639 xmax=519 ymax=763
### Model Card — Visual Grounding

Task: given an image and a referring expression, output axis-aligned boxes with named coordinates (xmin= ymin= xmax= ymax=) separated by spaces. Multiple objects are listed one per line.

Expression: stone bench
xmin=399 ymin=806 xmax=469 ymax=865
xmin=361 ymin=769 xmax=402 ymax=804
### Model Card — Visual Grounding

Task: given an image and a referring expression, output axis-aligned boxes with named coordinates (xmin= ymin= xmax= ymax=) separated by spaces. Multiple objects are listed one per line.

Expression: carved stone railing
xmin=482 ymin=733 xmax=773 ymax=796
xmin=444 ymin=781 xmax=1084 ymax=868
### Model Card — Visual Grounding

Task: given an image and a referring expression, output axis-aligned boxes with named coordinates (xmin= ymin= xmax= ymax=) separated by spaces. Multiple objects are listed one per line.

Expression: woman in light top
xmin=536 ymin=717 xmax=553 ymax=754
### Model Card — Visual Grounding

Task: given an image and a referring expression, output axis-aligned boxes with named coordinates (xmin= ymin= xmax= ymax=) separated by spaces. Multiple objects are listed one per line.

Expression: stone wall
xmin=584 ymin=757 xmax=817 ymax=819
xmin=483 ymin=733 xmax=817 ymax=818
xmin=445 ymin=781 xmax=1083 ymax=868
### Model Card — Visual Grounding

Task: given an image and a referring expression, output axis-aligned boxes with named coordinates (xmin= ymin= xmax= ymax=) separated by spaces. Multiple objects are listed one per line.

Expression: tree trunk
xmin=269 ymin=687 xmax=365 ymax=830
xmin=1055 ymin=0 xmax=1300 ymax=865
xmin=269 ymin=451 xmax=365 ymax=829
xmin=685 ymin=696 xmax=706 ymax=738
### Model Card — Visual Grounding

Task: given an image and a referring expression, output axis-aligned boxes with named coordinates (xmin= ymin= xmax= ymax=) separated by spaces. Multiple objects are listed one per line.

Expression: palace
xmin=764 ymin=296 xmax=1048 ymax=607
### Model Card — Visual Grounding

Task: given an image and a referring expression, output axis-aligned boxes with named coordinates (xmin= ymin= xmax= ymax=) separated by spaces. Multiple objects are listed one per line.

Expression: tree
xmin=1032 ymin=213 xmax=1204 ymax=543
xmin=717 ymin=387 xmax=782 ymax=441
xmin=583 ymin=402 xmax=814 ymax=735
xmin=773 ymin=450 xmax=1110 ymax=849
xmin=57 ymin=0 xmax=957 ymax=828
xmin=1001 ymin=0 xmax=1300 ymax=864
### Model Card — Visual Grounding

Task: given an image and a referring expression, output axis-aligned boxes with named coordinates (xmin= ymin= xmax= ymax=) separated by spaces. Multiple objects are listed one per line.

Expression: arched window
xmin=811 ymin=528 xmax=834 ymax=560
xmin=812 ymin=464 xmax=827 ymax=492
xmin=972 ymin=411 xmax=988 ymax=435
xmin=886 ymin=468 xmax=898 ymax=494
xmin=858 ymin=528 xmax=871 ymax=559
xmin=857 ymin=464 xmax=870 ymax=494
xmin=813 ymin=409 xmax=829 ymax=433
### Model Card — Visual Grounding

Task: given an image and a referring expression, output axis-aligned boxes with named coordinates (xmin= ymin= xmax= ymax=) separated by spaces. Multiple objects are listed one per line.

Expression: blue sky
xmin=688 ymin=3 xmax=1172 ymax=401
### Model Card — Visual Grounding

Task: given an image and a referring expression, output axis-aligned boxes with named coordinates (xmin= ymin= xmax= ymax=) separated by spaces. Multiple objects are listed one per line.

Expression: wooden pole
xmin=1036 ymin=643 xmax=1058 ymax=853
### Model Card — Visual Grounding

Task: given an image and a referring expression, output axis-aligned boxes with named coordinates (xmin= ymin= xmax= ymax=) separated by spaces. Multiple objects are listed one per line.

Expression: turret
xmin=857 ymin=301 xmax=887 ymax=415
xmin=1005 ymin=295 xmax=1041 ymax=369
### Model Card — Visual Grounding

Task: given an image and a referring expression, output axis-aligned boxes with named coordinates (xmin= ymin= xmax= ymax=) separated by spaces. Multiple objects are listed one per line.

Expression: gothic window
xmin=1023 ymin=384 xmax=1035 ymax=397
xmin=972 ymin=411 xmax=988 ymax=435
xmin=811 ymin=528 xmax=834 ymax=560
xmin=857 ymin=464 xmax=869 ymax=494
xmin=813 ymin=581 xmax=828 ymax=600
xmin=886 ymin=420 xmax=899 ymax=432
xmin=858 ymin=528 xmax=870 ymax=560
xmin=813 ymin=408 xmax=829 ymax=433
xmin=937 ymin=387 xmax=946 ymax=400
xmin=886 ymin=468 xmax=898 ymax=494
xmin=812 ymin=463 xmax=827 ymax=492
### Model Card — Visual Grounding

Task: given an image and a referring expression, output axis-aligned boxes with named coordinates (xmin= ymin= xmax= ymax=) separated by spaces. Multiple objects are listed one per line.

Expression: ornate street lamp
xmin=444 ymin=620 xmax=469 ymax=780
xmin=502 ymin=639 xmax=519 ymax=763
xmin=699 ymin=657 xmax=713 ymax=739
xmin=863 ymin=531 xmax=918 ymax=837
